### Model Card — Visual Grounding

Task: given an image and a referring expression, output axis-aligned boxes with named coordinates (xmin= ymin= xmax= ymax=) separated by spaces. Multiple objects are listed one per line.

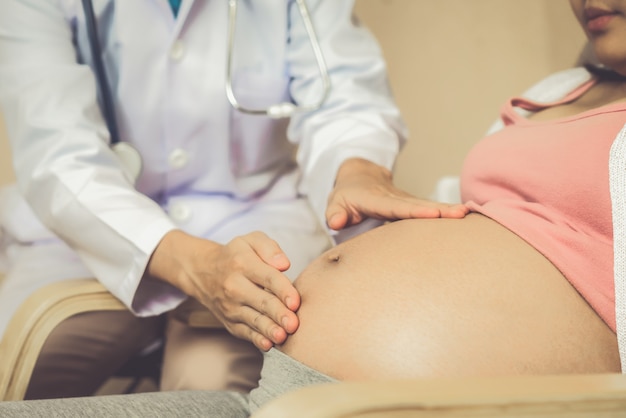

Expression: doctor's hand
xmin=147 ymin=230 xmax=300 ymax=351
xmin=326 ymin=158 xmax=469 ymax=231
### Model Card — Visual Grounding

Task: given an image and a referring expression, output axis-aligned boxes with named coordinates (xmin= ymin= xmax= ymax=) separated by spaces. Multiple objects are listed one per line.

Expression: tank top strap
xmin=500 ymin=78 xmax=597 ymax=125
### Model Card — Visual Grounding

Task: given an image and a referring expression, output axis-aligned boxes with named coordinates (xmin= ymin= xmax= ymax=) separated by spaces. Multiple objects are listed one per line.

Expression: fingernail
xmin=281 ymin=316 xmax=290 ymax=328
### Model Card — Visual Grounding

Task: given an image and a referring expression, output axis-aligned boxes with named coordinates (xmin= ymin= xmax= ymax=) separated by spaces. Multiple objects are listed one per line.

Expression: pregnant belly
xmin=279 ymin=213 xmax=619 ymax=380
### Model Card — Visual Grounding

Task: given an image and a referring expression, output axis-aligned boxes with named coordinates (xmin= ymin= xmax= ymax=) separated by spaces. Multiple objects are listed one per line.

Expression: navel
xmin=326 ymin=249 xmax=341 ymax=264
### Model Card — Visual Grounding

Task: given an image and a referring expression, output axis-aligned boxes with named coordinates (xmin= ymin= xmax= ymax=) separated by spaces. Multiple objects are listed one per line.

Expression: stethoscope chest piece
xmin=112 ymin=142 xmax=143 ymax=183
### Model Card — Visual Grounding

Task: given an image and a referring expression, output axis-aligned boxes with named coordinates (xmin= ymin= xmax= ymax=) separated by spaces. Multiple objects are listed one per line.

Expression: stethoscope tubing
xmin=82 ymin=0 xmax=331 ymax=136
xmin=81 ymin=0 xmax=121 ymax=145
xmin=225 ymin=0 xmax=331 ymax=119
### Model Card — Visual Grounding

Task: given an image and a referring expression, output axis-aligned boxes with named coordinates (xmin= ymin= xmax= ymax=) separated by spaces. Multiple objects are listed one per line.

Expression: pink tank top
xmin=461 ymin=79 xmax=625 ymax=331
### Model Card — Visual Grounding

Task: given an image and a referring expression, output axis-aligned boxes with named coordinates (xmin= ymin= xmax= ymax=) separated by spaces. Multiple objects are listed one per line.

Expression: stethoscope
xmin=225 ymin=0 xmax=330 ymax=119
xmin=81 ymin=0 xmax=330 ymax=182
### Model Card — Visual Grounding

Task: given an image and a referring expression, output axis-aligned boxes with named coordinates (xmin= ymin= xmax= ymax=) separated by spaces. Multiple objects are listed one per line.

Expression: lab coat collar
xmin=113 ymin=0 xmax=197 ymax=45
xmin=147 ymin=0 xmax=196 ymax=39
xmin=171 ymin=0 xmax=196 ymax=37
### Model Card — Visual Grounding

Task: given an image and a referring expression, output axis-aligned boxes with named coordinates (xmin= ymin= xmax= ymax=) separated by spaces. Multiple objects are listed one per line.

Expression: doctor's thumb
xmin=268 ymin=252 xmax=291 ymax=272
xmin=327 ymin=211 xmax=349 ymax=231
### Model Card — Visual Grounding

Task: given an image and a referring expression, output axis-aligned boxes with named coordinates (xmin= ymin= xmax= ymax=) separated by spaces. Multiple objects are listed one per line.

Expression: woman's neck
xmin=528 ymin=73 xmax=626 ymax=122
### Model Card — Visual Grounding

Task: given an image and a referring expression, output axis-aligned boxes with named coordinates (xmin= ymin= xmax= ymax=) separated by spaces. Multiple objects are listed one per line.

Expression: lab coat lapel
xmin=232 ymin=0 xmax=288 ymax=70
xmin=252 ymin=0 xmax=288 ymax=48
xmin=124 ymin=0 xmax=197 ymax=39
xmin=114 ymin=0 xmax=193 ymax=59
xmin=170 ymin=0 xmax=196 ymax=39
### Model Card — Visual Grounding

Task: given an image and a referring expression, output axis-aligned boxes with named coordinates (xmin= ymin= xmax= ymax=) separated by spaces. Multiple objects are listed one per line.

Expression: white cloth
xmin=0 ymin=0 xmax=407 ymax=336
xmin=609 ymin=118 xmax=626 ymax=371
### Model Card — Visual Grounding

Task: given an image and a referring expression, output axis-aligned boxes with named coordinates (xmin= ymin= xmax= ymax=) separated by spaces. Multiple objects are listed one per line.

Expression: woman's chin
xmin=591 ymin=43 xmax=626 ymax=74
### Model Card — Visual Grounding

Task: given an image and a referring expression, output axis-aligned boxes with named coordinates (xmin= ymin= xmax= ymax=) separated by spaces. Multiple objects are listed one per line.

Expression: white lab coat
xmin=0 ymin=0 xmax=407 ymax=337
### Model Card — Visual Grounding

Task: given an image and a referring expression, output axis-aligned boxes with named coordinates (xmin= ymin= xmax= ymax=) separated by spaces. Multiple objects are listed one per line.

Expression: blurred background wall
xmin=353 ymin=0 xmax=586 ymax=198
xmin=0 ymin=115 xmax=10 ymax=186
xmin=0 ymin=0 xmax=587 ymax=198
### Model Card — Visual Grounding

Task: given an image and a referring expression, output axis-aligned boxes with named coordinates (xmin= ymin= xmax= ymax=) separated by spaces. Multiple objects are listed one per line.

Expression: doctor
xmin=0 ymin=0 xmax=466 ymax=399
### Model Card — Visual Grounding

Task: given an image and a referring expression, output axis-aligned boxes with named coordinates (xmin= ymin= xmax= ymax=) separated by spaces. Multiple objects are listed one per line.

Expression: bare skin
xmin=280 ymin=214 xmax=620 ymax=380
xmin=150 ymin=0 xmax=626 ymax=357
xmin=147 ymin=160 xmax=468 ymax=351
xmin=280 ymin=0 xmax=626 ymax=378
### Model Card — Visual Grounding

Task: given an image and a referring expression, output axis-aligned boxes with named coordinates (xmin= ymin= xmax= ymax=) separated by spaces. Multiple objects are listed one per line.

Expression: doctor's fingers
xmin=353 ymin=194 xmax=469 ymax=221
xmin=218 ymin=271 xmax=300 ymax=334
xmin=431 ymin=201 xmax=469 ymax=218
xmin=236 ymin=241 xmax=301 ymax=313
xmin=327 ymin=199 xmax=467 ymax=229
xmin=219 ymin=233 xmax=299 ymax=310
xmin=240 ymin=274 xmax=300 ymax=334
xmin=215 ymin=285 xmax=295 ymax=350
xmin=246 ymin=265 xmax=301 ymax=313
xmin=382 ymin=197 xmax=469 ymax=219
xmin=225 ymin=304 xmax=293 ymax=351
xmin=240 ymin=231 xmax=291 ymax=272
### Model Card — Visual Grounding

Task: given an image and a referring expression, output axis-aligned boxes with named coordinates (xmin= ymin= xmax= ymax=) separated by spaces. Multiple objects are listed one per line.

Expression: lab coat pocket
xmin=229 ymin=71 xmax=296 ymax=177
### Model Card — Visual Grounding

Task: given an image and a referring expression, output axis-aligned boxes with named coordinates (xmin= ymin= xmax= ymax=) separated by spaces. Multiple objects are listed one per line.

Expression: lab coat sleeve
xmin=0 ymin=0 xmax=185 ymax=315
xmin=287 ymin=0 xmax=409 ymax=243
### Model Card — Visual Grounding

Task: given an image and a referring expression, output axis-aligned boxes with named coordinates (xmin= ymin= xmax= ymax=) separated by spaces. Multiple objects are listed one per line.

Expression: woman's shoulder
xmin=485 ymin=67 xmax=593 ymax=135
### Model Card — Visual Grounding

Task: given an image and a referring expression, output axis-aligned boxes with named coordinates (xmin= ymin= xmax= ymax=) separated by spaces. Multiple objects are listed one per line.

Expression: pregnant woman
xmin=0 ymin=0 xmax=624 ymax=416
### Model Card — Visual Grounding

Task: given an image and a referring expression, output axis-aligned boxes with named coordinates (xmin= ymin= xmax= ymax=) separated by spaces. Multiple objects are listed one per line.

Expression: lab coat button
xmin=169 ymin=40 xmax=186 ymax=61
xmin=168 ymin=148 xmax=189 ymax=169
xmin=170 ymin=203 xmax=191 ymax=223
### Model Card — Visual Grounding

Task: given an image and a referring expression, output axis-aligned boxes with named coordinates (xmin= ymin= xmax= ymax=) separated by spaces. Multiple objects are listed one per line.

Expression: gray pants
xmin=0 ymin=349 xmax=336 ymax=417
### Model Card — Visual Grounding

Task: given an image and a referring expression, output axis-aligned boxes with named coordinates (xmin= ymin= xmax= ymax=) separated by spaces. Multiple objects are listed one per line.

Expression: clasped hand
xmin=149 ymin=230 xmax=299 ymax=351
